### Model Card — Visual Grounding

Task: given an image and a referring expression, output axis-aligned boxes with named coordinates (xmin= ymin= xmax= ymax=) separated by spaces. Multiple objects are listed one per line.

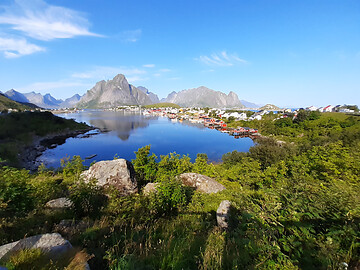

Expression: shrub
xmin=132 ymin=145 xmax=157 ymax=186
xmin=69 ymin=179 xmax=106 ymax=218
xmin=149 ymin=177 xmax=189 ymax=217
xmin=0 ymin=167 xmax=34 ymax=216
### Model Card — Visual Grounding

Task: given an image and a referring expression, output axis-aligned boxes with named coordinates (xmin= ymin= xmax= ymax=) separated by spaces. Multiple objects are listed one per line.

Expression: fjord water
xmin=38 ymin=110 xmax=254 ymax=168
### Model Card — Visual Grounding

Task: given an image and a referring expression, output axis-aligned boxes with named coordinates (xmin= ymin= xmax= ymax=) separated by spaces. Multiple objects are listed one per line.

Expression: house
xmin=323 ymin=105 xmax=335 ymax=112
xmin=306 ymin=106 xmax=318 ymax=111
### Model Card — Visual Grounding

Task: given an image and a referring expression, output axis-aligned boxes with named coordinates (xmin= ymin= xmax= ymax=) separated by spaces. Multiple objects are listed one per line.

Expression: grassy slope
xmin=0 ymin=94 xmax=33 ymax=111
xmin=143 ymin=102 xmax=180 ymax=108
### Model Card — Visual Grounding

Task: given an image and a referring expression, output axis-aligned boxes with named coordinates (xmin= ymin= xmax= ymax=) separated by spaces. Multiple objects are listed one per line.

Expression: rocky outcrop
xmin=81 ymin=159 xmax=138 ymax=195
xmin=216 ymin=200 xmax=231 ymax=229
xmin=77 ymin=74 xmax=153 ymax=108
xmin=137 ymin=86 xmax=160 ymax=104
xmin=142 ymin=182 xmax=158 ymax=195
xmin=45 ymin=197 xmax=73 ymax=209
xmin=0 ymin=233 xmax=72 ymax=261
xmin=161 ymin=86 xmax=244 ymax=108
xmin=178 ymin=173 xmax=226 ymax=194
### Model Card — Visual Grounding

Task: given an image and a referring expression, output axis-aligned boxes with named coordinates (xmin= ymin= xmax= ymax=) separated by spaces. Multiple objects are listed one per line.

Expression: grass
xmin=0 ymin=94 xmax=34 ymax=111
xmin=143 ymin=103 xmax=180 ymax=109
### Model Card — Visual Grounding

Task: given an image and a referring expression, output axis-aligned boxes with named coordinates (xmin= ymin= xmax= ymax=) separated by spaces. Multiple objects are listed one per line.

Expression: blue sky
xmin=0 ymin=0 xmax=359 ymax=107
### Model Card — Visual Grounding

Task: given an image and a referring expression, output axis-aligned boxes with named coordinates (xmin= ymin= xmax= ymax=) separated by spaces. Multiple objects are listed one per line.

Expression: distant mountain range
xmin=0 ymin=93 xmax=37 ymax=111
xmin=4 ymin=74 xmax=263 ymax=109
xmin=161 ymin=86 xmax=245 ymax=108
xmin=4 ymin=89 xmax=81 ymax=109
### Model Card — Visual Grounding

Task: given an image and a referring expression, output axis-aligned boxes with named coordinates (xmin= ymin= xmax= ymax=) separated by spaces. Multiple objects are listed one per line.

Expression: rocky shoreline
xmin=20 ymin=127 xmax=98 ymax=171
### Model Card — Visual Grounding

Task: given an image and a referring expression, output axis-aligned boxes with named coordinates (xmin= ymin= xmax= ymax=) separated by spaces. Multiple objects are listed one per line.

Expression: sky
xmin=0 ymin=0 xmax=359 ymax=107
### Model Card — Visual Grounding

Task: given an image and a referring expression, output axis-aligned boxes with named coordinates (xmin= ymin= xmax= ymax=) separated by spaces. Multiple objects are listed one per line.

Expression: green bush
xmin=0 ymin=167 xmax=34 ymax=216
xmin=149 ymin=177 xmax=189 ymax=217
xmin=69 ymin=179 xmax=106 ymax=218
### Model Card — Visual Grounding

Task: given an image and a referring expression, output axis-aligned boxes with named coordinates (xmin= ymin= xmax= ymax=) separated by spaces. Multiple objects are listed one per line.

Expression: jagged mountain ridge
xmin=77 ymin=74 xmax=153 ymax=108
xmin=4 ymin=90 xmax=81 ymax=109
xmin=161 ymin=86 xmax=245 ymax=108
xmin=137 ymin=86 xmax=160 ymax=104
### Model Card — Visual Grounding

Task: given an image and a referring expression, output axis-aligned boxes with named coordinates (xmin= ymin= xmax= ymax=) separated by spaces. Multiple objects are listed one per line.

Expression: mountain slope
xmin=0 ymin=93 xmax=34 ymax=111
xmin=4 ymin=89 xmax=29 ymax=103
xmin=161 ymin=86 xmax=244 ymax=108
xmin=137 ymin=86 xmax=160 ymax=103
xmin=77 ymin=74 xmax=153 ymax=108
xmin=240 ymin=100 xmax=261 ymax=108
xmin=60 ymin=94 xmax=82 ymax=108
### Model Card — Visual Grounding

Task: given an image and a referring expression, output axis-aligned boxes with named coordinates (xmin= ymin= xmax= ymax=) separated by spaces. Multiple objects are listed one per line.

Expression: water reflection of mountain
xmin=90 ymin=116 xmax=151 ymax=141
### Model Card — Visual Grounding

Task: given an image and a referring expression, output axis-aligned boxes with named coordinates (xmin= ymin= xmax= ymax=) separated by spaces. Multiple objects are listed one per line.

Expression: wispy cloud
xmin=18 ymin=80 xmax=91 ymax=92
xmin=0 ymin=0 xmax=101 ymax=41
xmin=0 ymin=36 xmax=45 ymax=58
xmin=159 ymin=68 xmax=171 ymax=72
xmin=72 ymin=66 xmax=147 ymax=81
xmin=120 ymin=29 xmax=142 ymax=42
xmin=143 ymin=64 xmax=155 ymax=68
xmin=196 ymin=51 xmax=247 ymax=66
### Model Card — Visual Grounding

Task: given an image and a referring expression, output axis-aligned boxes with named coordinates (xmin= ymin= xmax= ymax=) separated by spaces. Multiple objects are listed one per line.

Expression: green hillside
xmin=143 ymin=102 xmax=180 ymax=108
xmin=0 ymin=94 xmax=34 ymax=111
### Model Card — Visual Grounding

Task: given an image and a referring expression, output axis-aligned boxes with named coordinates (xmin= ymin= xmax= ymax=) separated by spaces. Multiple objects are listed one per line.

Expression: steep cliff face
xmin=77 ymin=74 xmax=153 ymax=108
xmin=137 ymin=86 xmax=160 ymax=103
xmin=162 ymin=86 xmax=244 ymax=108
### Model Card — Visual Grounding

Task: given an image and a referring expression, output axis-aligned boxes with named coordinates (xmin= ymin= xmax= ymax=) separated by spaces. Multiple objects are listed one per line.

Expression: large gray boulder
xmin=81 ymin=159 xmax=138 ymax=195
xmin=0 ymin=233 xmax=72 ymax=261
xmin=142 ymin=182 xmax=159 ymax=195
xmin=217 ymin=200 xmax=231 ymax=229
xmin=45 ymin=197 xmax=73 ymax=209
xmin=179 ymin=173 xmax=226 ymax=194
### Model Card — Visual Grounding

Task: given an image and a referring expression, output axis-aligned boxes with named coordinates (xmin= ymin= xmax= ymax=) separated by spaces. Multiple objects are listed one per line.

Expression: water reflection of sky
xmin=38 ymin=110 xmax=254 ymax=168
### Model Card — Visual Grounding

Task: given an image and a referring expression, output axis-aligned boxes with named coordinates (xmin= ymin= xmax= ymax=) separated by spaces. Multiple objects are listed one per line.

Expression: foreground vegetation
xmin=0 ymin=112 xmax=359 ymax=269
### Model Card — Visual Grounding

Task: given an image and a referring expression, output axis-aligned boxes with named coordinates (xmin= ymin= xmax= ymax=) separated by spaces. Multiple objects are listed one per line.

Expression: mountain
xmin=23 ymin=92 xmax=64 ymax=109
xmin=137 ymin=86 xmax=160 ymax=104
xmin=240 ymin=100 xmax=261 ymax=108
xmin=43 ymin=93 xmax=63 ymax=107
xmin=77 ymin=74 xmax=153 ymax=108
xmin=0 ymin=93 xmax=34 ymax=111
xmin=5 ymin=89 xmax=80 ymax=109
xmin=161 ymin=86 xmax=244 ymax=108
xmin=61 ymin=94 xmax=82 ymax=108
xmin=4 ymin=89 xmax=28 ymax=103
xmin=259 ymin=104 xmax=281 ymax=110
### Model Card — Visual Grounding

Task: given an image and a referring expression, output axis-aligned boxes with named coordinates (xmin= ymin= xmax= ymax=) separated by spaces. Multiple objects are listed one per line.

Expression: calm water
xmin=38 ymin=110 xmax=254 ymax=168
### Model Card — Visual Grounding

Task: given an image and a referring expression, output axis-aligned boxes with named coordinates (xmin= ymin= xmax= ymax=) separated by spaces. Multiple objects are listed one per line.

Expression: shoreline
xmin=19 ymin=127 xmax=98 ymax=172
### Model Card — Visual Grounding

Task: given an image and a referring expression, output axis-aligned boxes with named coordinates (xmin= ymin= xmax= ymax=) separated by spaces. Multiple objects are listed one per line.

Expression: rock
xmin=142 ymin=182 xmax=158 ymax=195
xmin=54 ymin=220 xmax=93 ymax=237
xmin=217 ymin=200 xmax=231 ymax=229
xmin=179 ymin=173 xmax=226 ymax=194
xmin=45 ymin=197 xmax=73 ymax=209
xmin=0 ymin=233 xmax=72 ymax=261
xmin=81 ymin=159 xmax=138 ymax=195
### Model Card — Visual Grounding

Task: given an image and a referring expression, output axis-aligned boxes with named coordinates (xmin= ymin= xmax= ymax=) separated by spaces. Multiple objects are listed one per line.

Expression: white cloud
xmin=18 ymin=80 xmax=90 ymax=92
xmin=159 ymin=68 xmax=171 ymax=72
xmin=120 ymin=29 xmax=141 ymax=42
xmin=72 ymin=66 xmax=147 ymax=81
xmin=0 ymin=36 xmax=45 ymax=58
xmin=197 ymin=51 xmax=247 ymax=66
xmin=127 ymin=76 xmax=148 ymax=83
xmin=0 ymin=0 xmax=101 ymax=41
xmin=143 ymin=64 xmax=155 ymax=68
